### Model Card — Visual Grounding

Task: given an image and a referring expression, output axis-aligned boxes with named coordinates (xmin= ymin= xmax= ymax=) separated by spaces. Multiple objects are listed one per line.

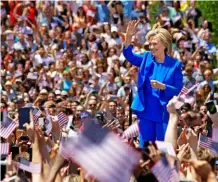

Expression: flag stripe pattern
xmin=57 ymin=112 xmax=68 ymax=128
xmin=44 ymin=115 xmax=52 ymax=135
xmin=0 ymin=143 xmax=10 ymax=155
xmin=16 ymin=159 xmax=41 ymax=174
xmin=122 ymin=122 xmax=139 ymax=139
xmin=0 ymin=118 xmax=18 ymax=139
xmin=61 ymin=121 xmax=141 ymax=182
xmin=60 ymin=137 xmax=74 ymax=162
xmin=198 ymin=134 xmax=212 ymax=149
xmin=151 ymin=156 xmax=179 ymax=182
xmin=33 ymin=109 xmax=42 ymax=123
xmin=180 ymin=82 xmax=200 ymax=96
xmin=199 ymin=134 xmax=218 ymax=155
xmin=180 ymin=87 xmax=189 ymax=95
xmin=189 ymin=82 xmax=200 ymax=92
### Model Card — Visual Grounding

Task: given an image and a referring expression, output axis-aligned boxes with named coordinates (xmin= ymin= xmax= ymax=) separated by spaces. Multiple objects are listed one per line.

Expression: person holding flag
xmin=123 ymin=20 xmax=183 ymax=147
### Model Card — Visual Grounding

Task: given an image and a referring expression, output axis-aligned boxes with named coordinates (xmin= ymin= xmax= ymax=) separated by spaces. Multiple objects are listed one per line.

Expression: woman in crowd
xmin=123 ymin=21 xmax=183 ymax=147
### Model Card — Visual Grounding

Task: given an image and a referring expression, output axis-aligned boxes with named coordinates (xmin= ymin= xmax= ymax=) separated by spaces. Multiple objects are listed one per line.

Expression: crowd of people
xmin=1 ymin=0 xmax=218 ymax=181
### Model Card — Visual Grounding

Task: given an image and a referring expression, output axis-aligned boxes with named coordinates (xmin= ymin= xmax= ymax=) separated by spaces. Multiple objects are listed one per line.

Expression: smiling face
xmin=148 ymin=35 xmax=166 ymax=57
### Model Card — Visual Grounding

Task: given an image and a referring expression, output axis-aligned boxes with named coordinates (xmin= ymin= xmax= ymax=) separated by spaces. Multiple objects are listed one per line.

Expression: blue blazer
xmin=123 ymin=45 xmax=183 ymax=122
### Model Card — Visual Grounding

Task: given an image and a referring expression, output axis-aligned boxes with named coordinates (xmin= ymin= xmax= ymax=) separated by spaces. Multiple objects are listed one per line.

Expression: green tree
xmin=149 ymin=1 xmax=160 ymax=25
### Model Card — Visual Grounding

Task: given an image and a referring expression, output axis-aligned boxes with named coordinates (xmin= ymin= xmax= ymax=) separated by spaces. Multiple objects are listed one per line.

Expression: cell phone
xmin=18 ymin=108 xmax=31 ymax=129
xmin=11 ymin=146 xmax=19 ymax=160
xmin=38 ymin=117 xmax=44 ymax=126
xmin=110 ymin=95 xmax=117 ymax=101
xmin=0 ymin=111 xmax=7 ymax=122
xmin=92 ymin=91 xmax=98 ymax=95
xmin=0 ymin=165 xmax=6 ymax=180
xmin=205 ymin=100 xmax=217 ymax=114
xmin=20 ymin=135 xmax=29 ymax=141
xmin=18 ymin=157 xmax=30 ymax=166
xmin=28 ymin=147 xmax=32 ymax=161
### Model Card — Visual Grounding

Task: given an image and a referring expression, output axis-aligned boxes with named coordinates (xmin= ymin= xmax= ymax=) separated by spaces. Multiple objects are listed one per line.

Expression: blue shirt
xmin=199 ymin=40 xmax=217 ymax=54
xmin=130 ymin=10 xmax=147 ymax=20
xmin=135 ymin=60 xmax=165 ymax=122
xmin=62 ymin=80 xmax=72 ymax=92
xmin=121 ymin=0 xmax=134 ymax=18
xmin=95 ymin=3 xmax=110 ymax=22
xmin=183 ymin=76 xmax=196 ymax=89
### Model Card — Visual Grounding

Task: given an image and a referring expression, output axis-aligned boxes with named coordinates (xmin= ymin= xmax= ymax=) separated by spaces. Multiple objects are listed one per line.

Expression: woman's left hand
xmin=150 ymin=80 xmax=165 ymax=90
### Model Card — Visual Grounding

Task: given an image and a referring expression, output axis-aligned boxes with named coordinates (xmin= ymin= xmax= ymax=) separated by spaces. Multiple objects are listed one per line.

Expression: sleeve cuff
xmin=122 ymin=43 xmax=132 ymax=50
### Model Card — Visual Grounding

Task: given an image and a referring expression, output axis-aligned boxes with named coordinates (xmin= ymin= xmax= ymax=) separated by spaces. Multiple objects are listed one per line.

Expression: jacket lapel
xmin=138 ymin=53 xmax=153 ymax=88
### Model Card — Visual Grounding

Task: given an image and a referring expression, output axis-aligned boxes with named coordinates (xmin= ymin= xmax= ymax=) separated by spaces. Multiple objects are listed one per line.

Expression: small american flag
xmin=60 ymin=137 xmax=75 ymax=162
xmin=151 ymin=156 xmax=179 ymax=182
xmin=0 ymin=143 xmax=10 ymax=155
xmin=155 ymin=141 xmax=176 ymax=157
xmin=189 ymin=82 xmax=200 ymax=92
xmin=122 ymin=122 xmax=139 ymax=140
xmin=60 ymin=119 xmax=141 ymax=182
xmin=17 ymin=158 xmax=41 ymax=174
xmin=32 ymin=108 xmax=42 ymax=123
xmin=179 ymin=86 xmax=189 ymax=96
xmin=0 ymin=118 xmax=18 ymax=139
xmin=180 ymin=82 xmax=200 ymax=97
xmin=44 ymin=115 xmax=52 ymax=135
xmin=57 ymin=112 xmax=68 ymax=128
xmin=198 ymin=134 xmax=212 ymax=149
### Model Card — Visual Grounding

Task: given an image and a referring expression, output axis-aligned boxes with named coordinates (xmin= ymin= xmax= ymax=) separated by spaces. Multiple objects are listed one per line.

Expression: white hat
xmin=55 ymin=90 xmax=61 ymax=95
xmin=23 ymin=93 xmax=29 ymax=97
xmin=40 ymin=89 xmax=48 ymax=94
xmin=61 ymin=90 xmax=68 ymax=96
xmin=111 ymin=55 xmax=119 ymax=61
xmin=15 ymin=78 xmax=22 ymax=83
xmin=111 ymin=26 xmax=118 ymax=32
xmin=4 ymin=30 xmax=14 ymax=34
xmin=5 ymin=81 xmax=12 ymax=86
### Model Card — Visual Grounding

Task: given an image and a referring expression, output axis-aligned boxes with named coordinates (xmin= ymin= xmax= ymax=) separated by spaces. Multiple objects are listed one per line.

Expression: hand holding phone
xmin=110 ymin=95 xmax=117 ymax=101
xmin=18 ymin=108 xmax=31 ymax=129
xmin=205 ymin=101 xmax=217 ymax=114
xmin=38 ymin=117 xmax=44 ymax=126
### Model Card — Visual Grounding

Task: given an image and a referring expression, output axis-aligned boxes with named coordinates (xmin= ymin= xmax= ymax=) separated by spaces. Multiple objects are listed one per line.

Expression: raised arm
xmin=123 ymin=45 xmax=145 ymax=67
xmin=123 ymin=20 xmax=145 ymax=67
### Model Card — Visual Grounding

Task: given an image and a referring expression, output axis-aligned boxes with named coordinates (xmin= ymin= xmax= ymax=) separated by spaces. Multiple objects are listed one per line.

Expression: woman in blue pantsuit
xmin=123 ymin=21 xmax=183 ymax=147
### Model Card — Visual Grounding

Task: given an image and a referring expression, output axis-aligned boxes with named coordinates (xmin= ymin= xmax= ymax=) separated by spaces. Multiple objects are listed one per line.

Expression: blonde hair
xmin=146 ymin=28 xmax=172 ymax=55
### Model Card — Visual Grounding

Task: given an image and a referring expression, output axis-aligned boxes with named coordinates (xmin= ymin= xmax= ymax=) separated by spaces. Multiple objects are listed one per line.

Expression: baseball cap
xmin=80 ymin=111 xmax=90 ymax=119
xmin=111 ymin=26 xmax=118 ymax=32
xmin=5 ymin=81 xmax=12 ymax=86
xmin=55 ymin=90 xmax=61 ymax=95
xmin=61 ymin=90 xmax=68 ymax=96
xmin=40 ymin=89 xmax=48 ymax=95
xmin=15 ymin=78 xmax=22 ymax=83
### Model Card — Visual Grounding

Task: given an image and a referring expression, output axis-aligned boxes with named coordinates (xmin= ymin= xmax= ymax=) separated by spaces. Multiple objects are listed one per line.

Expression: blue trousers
xmin=138 ymin=118 xmax=168 ymax=148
